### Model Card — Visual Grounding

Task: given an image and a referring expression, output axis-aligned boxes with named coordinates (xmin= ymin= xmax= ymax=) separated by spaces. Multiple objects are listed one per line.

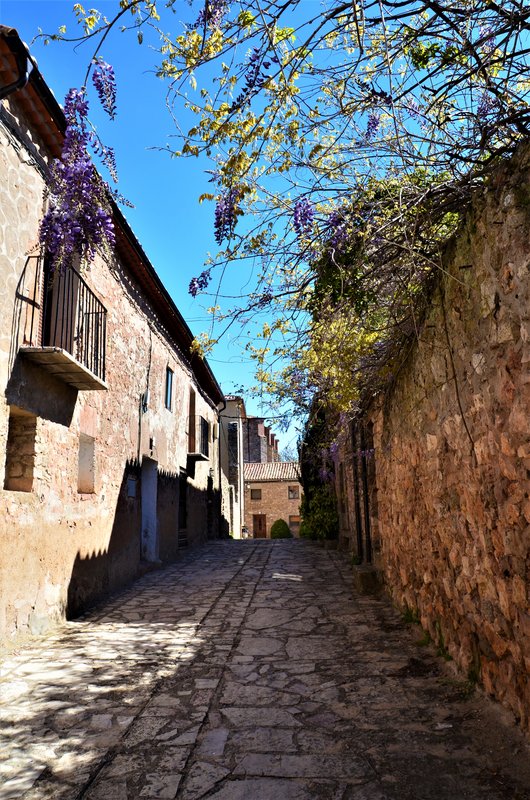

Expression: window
xmin=4 ymin=407 xmax=37 ymax=492
xmin=288 ymin=485 xmax=299 ymax=500
xmin=199 ymin=416 xmax=210 ymax=458
xmin=250 ymin=488 xmax=262 ymax=500
xmin=165 ymin=367 xmax=173 ymax=410
xmin=188 ymin=403 xmax=210 ymax=458
xmin=78 ymin=434 xmax=95 ymax=493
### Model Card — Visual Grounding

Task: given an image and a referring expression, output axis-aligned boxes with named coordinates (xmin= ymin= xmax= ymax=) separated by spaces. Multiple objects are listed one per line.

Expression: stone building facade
xmin=332 ymin=147 xmax=530 ymax=730
xmin=219 ymin=395 xmax=247 ymax=538
xmin=0 ymin=27 xmax=225 ymax=641
xmin=244 ymin=461 xmax=303 ymax=538
xmin=242 ymin=417 xmax=280 ymax=463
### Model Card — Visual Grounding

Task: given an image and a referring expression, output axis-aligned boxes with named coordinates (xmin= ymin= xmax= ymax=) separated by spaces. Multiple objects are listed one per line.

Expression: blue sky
xmin=1 ymin=0 xmax=301 ymax=453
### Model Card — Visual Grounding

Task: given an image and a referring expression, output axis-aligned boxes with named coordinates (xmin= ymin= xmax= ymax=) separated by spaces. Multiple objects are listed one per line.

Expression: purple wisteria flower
xmin=366 ymin=112 xmax=380 ymax=140
xmin=477 ymin=91 xmax=499 ymax=118
xmin=327 ymin=209 xmax=349 ymax=251
xmin=478 ymin=24 xmax=495 ymax=56
xmin=293 ymin=197 xmax=314 ymax=239
xmin=89 ymin=133 xmax=118 ymax=182
xmin=188 ymin=269 xmax=212 ymax=297
xmin=406 ymin=98 xmax=422 ymax=121
xmin=230 ymin=47 xmax=274 ymax=111
xmin=39 ymin=87 xmax=115 ymax=273
xmin=214 ymin=188 xmax=239 ymax=244
xmin=193 ymin=0 xmax=229 ymax=30
xmin=92 ymin=58 xmax=117 ymax=120
xmin=319 ymin=466 xmax=334 ymax=482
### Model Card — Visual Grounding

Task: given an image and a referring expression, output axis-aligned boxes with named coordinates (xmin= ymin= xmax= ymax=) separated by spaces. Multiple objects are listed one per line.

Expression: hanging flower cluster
xmin=91 ymin=58 xmax=117 ymax=120
xmin=366 ymin=112 xmax=380 ymax=140
xmin=230 ymin=47 xmax=273 ymax=111
xmin=39 ymin=88 xmax=115 ymax=273
xmin=188 ymin=269 xmax=212 ymax=297
xmin=293 ymin=197 xmax=314 ymax=240
xmin=214 ymin=188 xmax=239 ymax=244
xmin=477 ymin=92 xmax=499 ymax=119
xmin=326 ymin=209 xmax=349 ymax=251
xmin=192 ymin=0 xmax=229 ymax=30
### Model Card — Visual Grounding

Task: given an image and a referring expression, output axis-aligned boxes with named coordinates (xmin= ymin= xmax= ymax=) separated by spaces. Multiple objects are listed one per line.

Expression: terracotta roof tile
xmin=244 ymin=461 xmax=301 ymax=482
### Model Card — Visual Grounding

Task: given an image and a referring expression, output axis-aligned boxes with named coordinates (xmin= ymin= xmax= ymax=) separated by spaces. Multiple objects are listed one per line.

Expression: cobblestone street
xmin=1 ymin=540 xmax=529 ymax=800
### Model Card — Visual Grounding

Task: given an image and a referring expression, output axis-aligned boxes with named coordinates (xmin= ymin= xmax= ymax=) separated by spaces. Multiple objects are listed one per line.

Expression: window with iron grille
xmin=250 ymin=488 xmax=261 ymax=500
xmin=288 ymin=485 xmax=299 ymax=500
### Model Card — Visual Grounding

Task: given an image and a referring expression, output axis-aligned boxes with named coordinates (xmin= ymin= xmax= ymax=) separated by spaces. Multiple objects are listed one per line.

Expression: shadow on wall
xmin=67 ymin=460 xmax=229 ymax=620
xmin=67 ymin=460 xmax=142 ymax=619
xmin=7 ymin=255 xmax=77 ymax=427
xmin=6 ymin=354 xmax=77 ymax=428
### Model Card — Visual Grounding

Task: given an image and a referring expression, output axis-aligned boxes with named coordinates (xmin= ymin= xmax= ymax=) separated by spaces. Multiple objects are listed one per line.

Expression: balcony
xmin=188 ymin=415 xmax=210 ymax=461
xmin=19 ymin=258 xmax=107 ymax=390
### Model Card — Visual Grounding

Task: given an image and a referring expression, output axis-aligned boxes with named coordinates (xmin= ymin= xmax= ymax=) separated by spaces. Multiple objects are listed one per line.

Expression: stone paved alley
xmin=1 ymin=541 xmax=530 ymax=800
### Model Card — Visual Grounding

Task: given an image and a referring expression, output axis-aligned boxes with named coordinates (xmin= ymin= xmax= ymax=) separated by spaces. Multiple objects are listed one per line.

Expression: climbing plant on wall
xmin=39 ymin=56 xmax=122 ymax=273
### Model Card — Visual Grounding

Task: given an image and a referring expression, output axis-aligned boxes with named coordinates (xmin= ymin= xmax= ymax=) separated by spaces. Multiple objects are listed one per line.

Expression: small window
xmin=200 ymin=416 xmax=210 ymax=457
xmin=250 ymin=488 xmax=262 ymax=500
xmin=288 ymin=485 xmax=299 ymax=500
xmin=78 ymin=434 xmax=95 ymax=493
xmin=165 ymin=367 xmax=174 ymax=410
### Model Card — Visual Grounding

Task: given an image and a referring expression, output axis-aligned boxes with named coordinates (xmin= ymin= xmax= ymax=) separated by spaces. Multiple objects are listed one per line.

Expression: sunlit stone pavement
xmin=1 ymin=540 xmax=529 ymax=799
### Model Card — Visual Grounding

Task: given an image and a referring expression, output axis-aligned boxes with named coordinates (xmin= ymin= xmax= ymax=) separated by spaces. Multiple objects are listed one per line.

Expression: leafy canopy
xmin=47 ymin=0 xmax=530 ymax=421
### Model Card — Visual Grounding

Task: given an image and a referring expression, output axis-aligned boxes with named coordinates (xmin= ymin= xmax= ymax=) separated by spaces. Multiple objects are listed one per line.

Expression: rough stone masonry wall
xmin=369 ymin=149 xmax=530 ymax=730
xmin=0 ymin=94 xmax=220 ymax=641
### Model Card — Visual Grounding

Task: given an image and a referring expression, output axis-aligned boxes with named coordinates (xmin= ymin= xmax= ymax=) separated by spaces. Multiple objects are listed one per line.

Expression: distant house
xmin=242 ymin=416 xmax=280 ymax=463
xmin=219 ymin=395 xmax=247 ymax=538
xmin=0 ymin=26 xmax=225 ymax=640
xmin=244 ymin=461 xmax=302 ymax=538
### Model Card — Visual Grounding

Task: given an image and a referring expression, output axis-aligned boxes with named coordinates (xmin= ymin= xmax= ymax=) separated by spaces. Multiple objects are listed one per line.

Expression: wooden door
xmin=253 ymin=514 xmax=267 ymax=538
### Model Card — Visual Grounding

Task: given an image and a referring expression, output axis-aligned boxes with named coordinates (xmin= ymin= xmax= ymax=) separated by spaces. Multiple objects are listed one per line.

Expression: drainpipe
xmin=0 ymin=28 xmax=31 ymax=101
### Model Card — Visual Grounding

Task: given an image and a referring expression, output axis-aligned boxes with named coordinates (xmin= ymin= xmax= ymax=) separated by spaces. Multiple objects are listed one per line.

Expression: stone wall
xmin=0 ymin=90 xmax=221 ymax=641
xmin=356 ymin=149 xmax=530 ymax=730
xmin=243 ymin=418 xmax=268 ymax=462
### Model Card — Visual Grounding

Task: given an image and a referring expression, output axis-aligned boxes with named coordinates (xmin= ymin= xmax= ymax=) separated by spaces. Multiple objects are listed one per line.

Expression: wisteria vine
xmin=39 ymin=61 xmax=118 ymax=273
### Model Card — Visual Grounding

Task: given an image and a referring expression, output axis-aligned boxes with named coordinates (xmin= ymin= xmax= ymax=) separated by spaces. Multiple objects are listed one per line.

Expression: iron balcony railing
xmin=25 ymin=258 xmax=107 ymax=383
